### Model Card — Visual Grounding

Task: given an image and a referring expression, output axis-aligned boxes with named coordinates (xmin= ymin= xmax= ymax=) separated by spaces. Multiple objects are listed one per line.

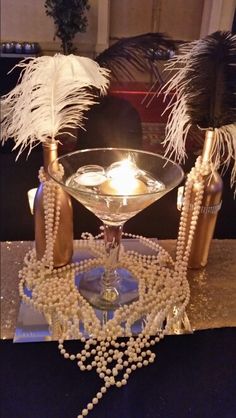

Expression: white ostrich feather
xmin=161 ymin=34 xmax=236 ymax=190
xmin=161 ymin=41 xmax=202 ymax=163
xmin=1 ymin=54 xmax=110 ymax=156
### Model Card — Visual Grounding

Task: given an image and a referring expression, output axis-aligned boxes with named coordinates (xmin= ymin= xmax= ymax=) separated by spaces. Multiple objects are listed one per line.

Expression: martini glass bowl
xmin=49 ymin=148 xmax=184 ymax=310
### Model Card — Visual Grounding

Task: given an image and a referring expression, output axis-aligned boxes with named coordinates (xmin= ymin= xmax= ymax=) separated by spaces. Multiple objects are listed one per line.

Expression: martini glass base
xmin=76 ymin=267 xmax=139 ymax=310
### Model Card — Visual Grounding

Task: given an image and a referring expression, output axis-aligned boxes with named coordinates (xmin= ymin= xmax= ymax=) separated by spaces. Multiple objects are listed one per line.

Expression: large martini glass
xmin=49 ymin=148 xmax=184 ymax=310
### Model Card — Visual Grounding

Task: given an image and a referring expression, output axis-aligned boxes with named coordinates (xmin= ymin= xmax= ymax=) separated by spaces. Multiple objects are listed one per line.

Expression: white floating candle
xmin=75 ymin=172 xmax=106 ymax=186
xmin=74 ymin=165 xmax=106 ymax=186
xmin=100 ymin=159 xmax=148 ymax=195
xmin=100 ymin=178 xmax=147 ymax=195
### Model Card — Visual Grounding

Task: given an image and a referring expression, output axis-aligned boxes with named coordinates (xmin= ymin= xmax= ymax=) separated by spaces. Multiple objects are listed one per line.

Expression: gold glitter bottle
xmin=188 ymin=130 xmax=223 ymax=269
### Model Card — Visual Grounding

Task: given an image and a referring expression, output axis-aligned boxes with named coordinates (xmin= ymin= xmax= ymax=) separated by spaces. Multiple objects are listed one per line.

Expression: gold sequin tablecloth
xmin=1 ymin=240 xmax=236 ymax=340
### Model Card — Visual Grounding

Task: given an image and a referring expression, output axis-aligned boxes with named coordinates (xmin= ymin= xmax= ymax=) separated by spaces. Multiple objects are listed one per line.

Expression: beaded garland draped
xmin=18 ymin=156 xmax=206 ymax=418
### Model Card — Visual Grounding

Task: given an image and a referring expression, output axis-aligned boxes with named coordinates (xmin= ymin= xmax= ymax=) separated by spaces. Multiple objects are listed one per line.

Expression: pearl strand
xmin=18 ymin=232 xmax=190 ymax=416
xmin=18 ymin=159 xmax=206 ymax=418
xmin=38 ymin=166 xmax=62 ymax=270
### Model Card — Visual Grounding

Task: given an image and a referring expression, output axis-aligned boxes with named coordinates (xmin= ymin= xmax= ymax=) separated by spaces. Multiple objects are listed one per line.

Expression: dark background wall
xmin=1 ymin=54 xmax=236 ymax=242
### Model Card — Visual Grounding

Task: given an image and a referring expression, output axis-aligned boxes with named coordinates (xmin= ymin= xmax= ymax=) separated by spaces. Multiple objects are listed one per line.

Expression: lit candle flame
xmin=101 ymin=159 xmax=147 ymax=195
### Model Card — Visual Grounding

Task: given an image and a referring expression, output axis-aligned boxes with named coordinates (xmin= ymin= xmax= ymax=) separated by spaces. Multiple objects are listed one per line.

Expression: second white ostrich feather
xmin=161 ymin=32 xmax=236 ymax=190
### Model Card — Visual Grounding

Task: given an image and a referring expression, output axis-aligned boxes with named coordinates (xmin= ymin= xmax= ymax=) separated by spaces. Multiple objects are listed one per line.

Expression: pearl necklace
xmin=18 ymin=156 xmax=206 ymax=418
xmin=38 ymin=166 xmax=62 ymax=269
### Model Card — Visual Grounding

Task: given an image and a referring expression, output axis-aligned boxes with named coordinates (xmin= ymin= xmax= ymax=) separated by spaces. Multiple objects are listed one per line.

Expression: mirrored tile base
xmin=14 ymin=301 xmax=150 ymax=343
xmin=14 ymin=239 xmax=159 ymax=343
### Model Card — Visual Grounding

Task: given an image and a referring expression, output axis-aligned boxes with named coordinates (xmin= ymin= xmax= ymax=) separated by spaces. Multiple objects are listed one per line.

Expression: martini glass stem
xmin=101 ymin=223 xmax=124 ymax=295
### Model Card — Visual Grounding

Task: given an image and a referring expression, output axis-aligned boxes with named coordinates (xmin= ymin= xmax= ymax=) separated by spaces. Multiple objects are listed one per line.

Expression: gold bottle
xmin=188 ymin=130 xmax=223 ymax=269
xmin=34 ymin=142 xmax=73 ymax=267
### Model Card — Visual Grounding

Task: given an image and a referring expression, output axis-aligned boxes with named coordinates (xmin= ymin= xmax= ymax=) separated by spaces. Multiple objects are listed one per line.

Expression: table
xmin=1 ymin=240 xmax=236 ymax=340
xmin=1 ymin=240 xmax=236 ymax=418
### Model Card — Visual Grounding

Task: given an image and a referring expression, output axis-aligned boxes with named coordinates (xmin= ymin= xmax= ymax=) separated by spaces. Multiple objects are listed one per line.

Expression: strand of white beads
xmin=18 ymin=158 xmax=206 ymax=418
xmin=38 ymin=166 xmax=61 ymax=270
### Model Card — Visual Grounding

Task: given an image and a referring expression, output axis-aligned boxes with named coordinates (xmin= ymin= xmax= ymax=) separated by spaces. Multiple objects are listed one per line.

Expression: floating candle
xmin=100 ymin=159 xmax=148 ymax=195
xmin=75 ymin=172 xmax=106 ymax=186
xmin=100 ymin=178 xmax=147 ymax=195
xmin=73 ymin=165 xmax=106 ymax=187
